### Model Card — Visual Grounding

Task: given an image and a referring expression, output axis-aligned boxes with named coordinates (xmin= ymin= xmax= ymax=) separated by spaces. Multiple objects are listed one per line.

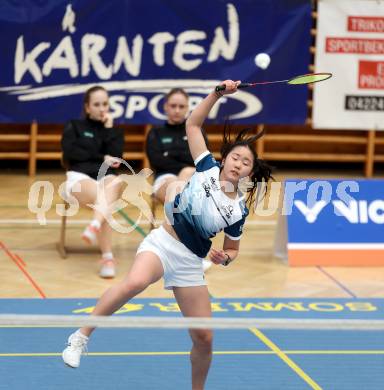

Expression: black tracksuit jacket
xmin=146 ymin=122 xmax=208 ymax=178
xmin=61 ymin=118 xmax=124 ymax=179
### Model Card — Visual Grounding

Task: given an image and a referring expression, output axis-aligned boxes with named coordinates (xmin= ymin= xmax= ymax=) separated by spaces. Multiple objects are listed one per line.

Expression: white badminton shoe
xmin=203 ymin=259 xmax=212 ymax=272
xmin=62 ymin=330 xmax=89 ymax=368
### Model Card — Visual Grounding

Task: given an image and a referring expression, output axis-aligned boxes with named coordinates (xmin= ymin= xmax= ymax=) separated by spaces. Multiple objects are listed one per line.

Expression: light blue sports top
xmin=165 ymin=151 xmax=249 ymax=257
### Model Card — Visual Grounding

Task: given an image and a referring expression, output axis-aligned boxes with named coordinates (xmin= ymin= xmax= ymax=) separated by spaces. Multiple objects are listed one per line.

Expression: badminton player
xmin=62 ymin=80 xmax=273 ymax=390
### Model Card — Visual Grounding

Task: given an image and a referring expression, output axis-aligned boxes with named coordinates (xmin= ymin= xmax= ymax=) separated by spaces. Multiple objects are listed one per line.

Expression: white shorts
xmin=153 ymin=173 xmax=177 ymax=194
xmin=136 ymin=225 xmax=206 ymax=290
xmin=64 ymin=171 xmax=115 ymax=201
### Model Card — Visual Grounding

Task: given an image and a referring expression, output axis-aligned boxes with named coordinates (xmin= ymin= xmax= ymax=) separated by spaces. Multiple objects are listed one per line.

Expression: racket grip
xmin=215 ymin=85 xmax=226 ymax=92
xmin=215 ymin=82 xmax=250 ymax=92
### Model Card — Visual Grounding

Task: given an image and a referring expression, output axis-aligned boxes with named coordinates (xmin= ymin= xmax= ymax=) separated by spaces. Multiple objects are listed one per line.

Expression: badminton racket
xmin=215 ymin=73 xmax=332 ymax=92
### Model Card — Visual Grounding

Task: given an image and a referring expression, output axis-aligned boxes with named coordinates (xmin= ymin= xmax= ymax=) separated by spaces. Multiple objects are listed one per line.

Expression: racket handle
xmin=215 ymin=82 xmax=251 ymax=92
xmin=215 ymin=85 xmax=226 ymax=92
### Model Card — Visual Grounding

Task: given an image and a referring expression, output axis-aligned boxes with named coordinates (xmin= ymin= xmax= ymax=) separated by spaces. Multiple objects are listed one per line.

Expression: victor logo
xmin=294 ymin=200 xmax=384 ymax=224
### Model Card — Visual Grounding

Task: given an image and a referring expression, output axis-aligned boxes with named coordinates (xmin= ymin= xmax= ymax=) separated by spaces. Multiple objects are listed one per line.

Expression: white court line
xmin=0 ymin=218 xmax=276 ymax=226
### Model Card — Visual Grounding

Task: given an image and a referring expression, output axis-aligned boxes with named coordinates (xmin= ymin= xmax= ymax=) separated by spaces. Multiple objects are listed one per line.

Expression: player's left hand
xmin=209 ymin=248 xmax=227 ymax=265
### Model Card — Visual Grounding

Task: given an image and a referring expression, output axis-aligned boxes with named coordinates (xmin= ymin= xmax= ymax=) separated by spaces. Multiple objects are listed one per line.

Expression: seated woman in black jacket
xmin=61 ymin=86 xmax=124 ymax=278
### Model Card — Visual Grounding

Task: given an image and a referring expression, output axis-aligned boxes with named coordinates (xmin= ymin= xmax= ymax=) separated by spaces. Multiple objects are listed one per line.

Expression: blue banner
xmin=284 ymin=179 xmax=384 ymax=244
xmin=0 ymin=0 xmax=311 ymax=124
xmin=281 ymin=179 xmax=384 ymax=266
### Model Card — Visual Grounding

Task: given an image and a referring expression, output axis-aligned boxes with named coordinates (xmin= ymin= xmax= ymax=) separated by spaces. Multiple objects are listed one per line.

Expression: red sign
xmin=359 ymin=61 xmax=384 ymax=89
xmin=326 ymin=38 xmax=384 ymax=54
xmin=348 ymin=17 xmax=384 ymax=33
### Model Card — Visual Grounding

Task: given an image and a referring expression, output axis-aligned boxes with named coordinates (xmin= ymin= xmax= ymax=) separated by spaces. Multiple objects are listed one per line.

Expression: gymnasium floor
xmin=1 ymin=298 xmax=383 ymax=390
xmin=1 ymin=170 xmax=384 ymax=389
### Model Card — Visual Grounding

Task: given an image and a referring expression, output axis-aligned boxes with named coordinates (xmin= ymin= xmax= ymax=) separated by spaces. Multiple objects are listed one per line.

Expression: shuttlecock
xmin=255 ymin=53 xmax=271 ymax=69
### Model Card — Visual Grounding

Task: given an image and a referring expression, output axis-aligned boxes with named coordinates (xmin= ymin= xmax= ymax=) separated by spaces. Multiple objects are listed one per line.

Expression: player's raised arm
xmin=185 ymin=80 xmax=240 ymax=161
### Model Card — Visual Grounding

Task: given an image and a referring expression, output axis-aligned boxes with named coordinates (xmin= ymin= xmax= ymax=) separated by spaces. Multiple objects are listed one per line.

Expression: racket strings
xmin=287 ymin=73 xmax=332 ymax=85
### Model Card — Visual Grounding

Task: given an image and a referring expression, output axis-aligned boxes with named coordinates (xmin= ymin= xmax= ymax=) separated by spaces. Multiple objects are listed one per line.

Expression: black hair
xmin=164 ymin=88 xmax=189 ymax=103
xmin=220 ymin=124 xmax=273 ymax=208
xmin=82 ymin=85 xmax=109 ymax=118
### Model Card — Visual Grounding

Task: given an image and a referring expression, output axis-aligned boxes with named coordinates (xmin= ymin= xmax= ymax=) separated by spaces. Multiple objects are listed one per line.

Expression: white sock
xmin=90 ymin=219 xmax=101 ymax=230
xmin=82 ymin=221 xmax=99 ymax=245
xmin=77 ymin=329 xmax=89 ymax=340
xmin=102 ymin=252 xmax=114 ymax=260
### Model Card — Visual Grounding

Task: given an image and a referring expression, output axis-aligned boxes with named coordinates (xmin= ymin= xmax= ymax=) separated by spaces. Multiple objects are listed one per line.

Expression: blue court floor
xmin=0 ymin=298 xmax=383 ymax=390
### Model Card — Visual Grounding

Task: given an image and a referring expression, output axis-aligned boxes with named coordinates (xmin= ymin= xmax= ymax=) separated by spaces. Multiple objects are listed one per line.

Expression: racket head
xmin=287 ymin=73 xmax=332 ymax=85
